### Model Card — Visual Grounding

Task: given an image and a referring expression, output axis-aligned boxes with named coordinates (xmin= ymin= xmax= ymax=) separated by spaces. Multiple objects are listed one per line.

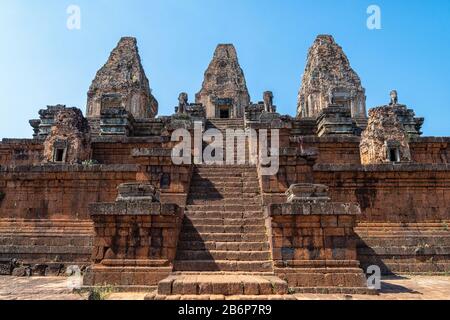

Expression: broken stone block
xmin=31 ymin=264 xmax=48 ymax=276
xmin=12 ymin=266 xmax=31 ymax=277
xmin=0 ymin=259 xmax=13 ymax=275
xmin=286 ymin=183 xmax=330 ymax=203
xmin=116 ymin=182 xmax=158 ymax=201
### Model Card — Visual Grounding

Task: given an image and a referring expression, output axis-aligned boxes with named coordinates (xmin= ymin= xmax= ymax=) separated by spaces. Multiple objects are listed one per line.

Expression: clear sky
xmin=0 ymin=0 xmax=449 ymax=138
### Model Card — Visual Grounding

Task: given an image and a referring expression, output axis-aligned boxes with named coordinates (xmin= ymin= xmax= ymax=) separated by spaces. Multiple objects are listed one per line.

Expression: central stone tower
xmin=297 ymin=35 xmax=367 ymax=122
xmin=195 ymin=44 xmax=250 ymax=119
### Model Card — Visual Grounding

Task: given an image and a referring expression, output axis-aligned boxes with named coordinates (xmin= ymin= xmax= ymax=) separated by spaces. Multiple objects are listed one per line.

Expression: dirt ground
xmin=0 ymin=275 xmax=449 ymax=300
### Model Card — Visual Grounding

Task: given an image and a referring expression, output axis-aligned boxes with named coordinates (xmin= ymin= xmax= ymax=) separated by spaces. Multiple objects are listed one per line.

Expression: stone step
xmin=188 ymin=192 xmax=260 ymax=199
xmin=0 ymin=245 xmax=92 ymax=255
xmin=177 ymin=241 xmax=270 ymax=251
xmin=188 ymin=187 xmax=260 ymax=193
xmin=194 ymin=165 xmax=257 ymax=171
xmin=185 ymin=204 xmax=262 ymax=211
xmin=359 ymin=261 xmax=450 ymax=274
xmin=192 ymin=176 xmax=257 ymax=182
xmin=185 ymin=218 xmax=266 ymax=226
xmin=193 ymin=171 xmax=257 ymax=177
xmin=356 ymin=231 xmax=450 ymax=236
xmin=205 ymin=125 xmax=246 ymax=130
xmin=356 ymin=222 xmax=448 ymax=227
xmin=176 ymin=250 xmax=271 ymax=261
xmin=173 ymin=260 xmax=273 ymax=272
xmin=0 ymin=236 xmax=92 ymax=247
xmin=184 ymin=211 xmax=264 ymax=219
xmin=157 ymin=274 xmax=287 ymax=296
xmin=187 ymin=198 xmax=260 ymax=205
xmin=191 ymin=176 xmax=247 ymax=182
xmin=190 ymin=181 xmax=259 ymax=188
xmin=357 ymin=246 xmax=450 ymax=255
xmin=179 ymin=232 xmax=267 ymax=242
xmin=0 ymin=229 xmax=92 ymax=236
xmin=0 ymin=219 xmax=93 ymax=226
xmin=357 ymin=237 xmax=450 ymax=247
xmin=182 ymin=225 xmax=266 ymax=234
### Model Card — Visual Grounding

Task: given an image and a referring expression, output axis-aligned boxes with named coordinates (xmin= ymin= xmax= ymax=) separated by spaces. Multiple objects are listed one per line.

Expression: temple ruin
xmin=0 ymin=35 xmax=448 ymax=298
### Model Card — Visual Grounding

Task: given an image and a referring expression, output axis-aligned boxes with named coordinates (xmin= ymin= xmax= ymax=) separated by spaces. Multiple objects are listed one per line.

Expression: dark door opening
xmin=55 ymin=148 xmax=65 ymax=162
xmin=219 ymin=106 xmax=230 ymax=119
xmin=389 ymin=148 xmax=399 ymax=162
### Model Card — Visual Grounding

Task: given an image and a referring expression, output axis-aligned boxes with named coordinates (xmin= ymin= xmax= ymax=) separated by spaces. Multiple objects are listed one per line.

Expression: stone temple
xmin=0 ymin=35 xmax=448 ymax=298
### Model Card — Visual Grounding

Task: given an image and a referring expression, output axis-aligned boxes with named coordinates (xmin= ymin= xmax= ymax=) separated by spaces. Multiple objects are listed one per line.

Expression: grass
xmin=81 ymin=159 xmax=99 ymax=166
xmin=287 ymin=287 xmax=296 ymax=295
xmin=87 ymin=285 xmax=115 ymax=300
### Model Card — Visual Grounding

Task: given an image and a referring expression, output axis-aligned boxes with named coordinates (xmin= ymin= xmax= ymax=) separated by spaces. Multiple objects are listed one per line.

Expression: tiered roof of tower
xmin=297 ymin=35 xmax=366 ymax=120
xmin=195 ymin=44 xmax=250 ymax=119
xmin=86 ymin=37 xmax=158 ymax=119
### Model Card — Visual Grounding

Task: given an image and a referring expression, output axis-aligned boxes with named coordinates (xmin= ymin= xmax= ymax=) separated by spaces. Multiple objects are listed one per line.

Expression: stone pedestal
xmin=99 ymin=108 xmax=134 ymax=136
xmin=29 ymin=105 xmax=67 ymax=139
xmin=267 ymin=183 xmax=372 ymax=293
xmin=391 ymin=104 xmax=424 ymax=138
xmin=83 ymin=182 xmax=183 ymax=289
xmin=316 ymin=105 xmax=359 ymax=137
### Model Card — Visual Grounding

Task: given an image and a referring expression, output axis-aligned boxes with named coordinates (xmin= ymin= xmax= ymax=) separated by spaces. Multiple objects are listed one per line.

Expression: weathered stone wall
xmin=410 ymin=138 xmax=450 ymax=164
xmin=91 ymin=138 xmax=163 ymax=164
xmin=0 ymin=139 xmax=43 ymax=166
xmin=298 ymin=136 xmax=362 ymax=165
xmin=0 ymin=165 xmax=138 ymax=220
xmin=312 ymin=164 xmax=450 ymax=222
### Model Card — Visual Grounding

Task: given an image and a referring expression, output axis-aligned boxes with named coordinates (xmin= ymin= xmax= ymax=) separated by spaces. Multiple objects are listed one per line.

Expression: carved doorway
xmin=219 ymin=105 xmax=230 ymax=119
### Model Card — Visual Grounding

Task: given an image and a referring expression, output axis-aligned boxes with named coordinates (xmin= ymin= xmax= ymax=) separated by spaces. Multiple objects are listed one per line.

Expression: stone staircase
xmin=356 ymin=222 xmax=450 ymax=275
xmin=155 ymin=164 xmax=288 ymax=297
xmin=205 ymin=118 xmax=250 ymax=165
xmin=0 ymin=219 xmax=93 ymax=275
xmin=206 ymin=118 xmax=245 ymax=131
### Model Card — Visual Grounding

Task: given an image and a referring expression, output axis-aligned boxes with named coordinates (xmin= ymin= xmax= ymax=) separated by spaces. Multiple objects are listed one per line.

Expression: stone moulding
xmin=88 ymin=201 xmax=180 ymax=217
xmin=131 ymin=148 xmax=172 ymax=158
xmin=268 ymin=202 xmax=361 ymax=216
xmin=313 ymin=163 xmax=450 ymax=172
xmin=0 ymin=164 xmax=139 ymax=173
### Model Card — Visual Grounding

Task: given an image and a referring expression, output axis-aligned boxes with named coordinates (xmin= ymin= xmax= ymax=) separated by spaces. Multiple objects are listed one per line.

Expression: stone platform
xmin=155 ymin=273 xmax=288 ymax=296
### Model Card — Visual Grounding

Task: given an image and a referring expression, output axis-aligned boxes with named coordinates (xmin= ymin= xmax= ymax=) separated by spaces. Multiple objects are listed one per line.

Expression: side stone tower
xmin=297 ymin=35 xmax=366 ymax=122
xmin=360 ymin=106 xmax=412 ymax=164
xmin=195 ymin=44 xmax=250 ymax=119
xmin=86 ymin=37 xmax=158 ymax=119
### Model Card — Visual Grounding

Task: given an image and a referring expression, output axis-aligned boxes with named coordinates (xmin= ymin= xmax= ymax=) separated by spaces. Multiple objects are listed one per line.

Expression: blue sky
xmin=0 ymin=0 xmax=449 ymax=138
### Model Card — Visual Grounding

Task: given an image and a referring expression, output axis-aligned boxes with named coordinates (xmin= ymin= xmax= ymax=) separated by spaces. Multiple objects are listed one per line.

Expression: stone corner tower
xmin=195 ymin=44 xmax=250 ymax=119
xmin=297 ymin=34 xmax=366 ymax=120
xmin=86 ymin=37 xmax=158 ymax=119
